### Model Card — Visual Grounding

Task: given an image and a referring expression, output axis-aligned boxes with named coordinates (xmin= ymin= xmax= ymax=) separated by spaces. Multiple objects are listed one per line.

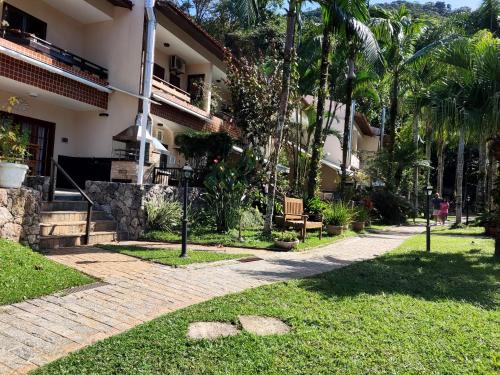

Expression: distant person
xmin=440 ymin=198 xmax=450 ymax=225
xmin=431 ymin=193 xmax=442 ymax=225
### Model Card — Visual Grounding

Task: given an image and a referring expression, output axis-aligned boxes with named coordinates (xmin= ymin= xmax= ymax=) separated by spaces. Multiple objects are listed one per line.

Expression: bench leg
xmin=319 ymin=226 xmax=323 ymax=240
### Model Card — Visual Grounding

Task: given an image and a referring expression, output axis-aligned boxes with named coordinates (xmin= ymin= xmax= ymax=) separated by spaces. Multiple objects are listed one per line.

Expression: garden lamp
xmin=180 ymin=163 xmax=193 ymax=258
xmin=424 ymin=186 xmax=433 ymax=252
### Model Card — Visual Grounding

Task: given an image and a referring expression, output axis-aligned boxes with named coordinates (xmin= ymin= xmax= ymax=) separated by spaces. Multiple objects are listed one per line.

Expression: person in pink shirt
xmin=439 ymin=198 xmax=450 ymax=225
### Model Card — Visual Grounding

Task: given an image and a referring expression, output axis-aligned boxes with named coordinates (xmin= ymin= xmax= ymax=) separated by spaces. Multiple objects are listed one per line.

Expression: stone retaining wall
xmin=0 ymin=187 xmax=41 ymax=249
xmin=85 ymin=181 xmax=204 ymax=240
xmin=23 ymin=176 xmax=50 ymax=201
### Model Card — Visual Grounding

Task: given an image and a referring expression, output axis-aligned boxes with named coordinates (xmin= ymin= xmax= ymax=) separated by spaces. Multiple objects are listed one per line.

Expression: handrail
xmin=152 ymin=75 xmax=191 ymax=98
xmin=48 ymin=158 xmax=94 ymax=245
xmin=1 ymin=28 xmax=108 ymax=79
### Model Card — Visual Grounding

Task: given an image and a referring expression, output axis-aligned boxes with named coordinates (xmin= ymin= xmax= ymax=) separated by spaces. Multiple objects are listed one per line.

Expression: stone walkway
xmin=0 ymin=225 xmax=423 ymax=374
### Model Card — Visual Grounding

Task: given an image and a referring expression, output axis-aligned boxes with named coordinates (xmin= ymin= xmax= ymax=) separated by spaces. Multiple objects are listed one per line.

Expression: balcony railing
xmin=1 ymin=28 xmax=108 ymax=80
xmin=152 ymin=76 xmax=191 ymax=103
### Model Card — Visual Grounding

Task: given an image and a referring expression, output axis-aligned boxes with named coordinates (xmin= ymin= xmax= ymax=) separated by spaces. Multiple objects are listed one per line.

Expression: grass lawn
xmin=35 ymin=229 xmax=498 ymax=374
xmin=0 ymin=239 xmax=94 ymax=306
xmin=99 ymin=245 xmax=251 ymax=267
xmin=142 ymin=228 xmax=357 ymax=251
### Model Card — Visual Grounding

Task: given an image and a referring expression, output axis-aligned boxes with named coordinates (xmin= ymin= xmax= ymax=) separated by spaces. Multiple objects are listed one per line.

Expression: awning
xmin=321 ymin=159 xmax=354 ymax=176
xmin=137 ymin=128 xmax=170 ymax=154
xmin=113 ymin=125 xmax=170 ymax=155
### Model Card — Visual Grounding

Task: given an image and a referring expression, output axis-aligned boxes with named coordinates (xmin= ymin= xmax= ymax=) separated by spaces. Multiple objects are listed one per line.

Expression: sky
xmin=303 ymin=0 xmax=482 ymax=11
xmin=368 ymin=0 xmax=482 ymax=10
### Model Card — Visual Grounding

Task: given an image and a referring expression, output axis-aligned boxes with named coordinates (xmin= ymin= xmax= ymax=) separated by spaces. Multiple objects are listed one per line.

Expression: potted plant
xmin=324 ymin=203 xmax=352 ymax=235
xmin=306 ymin=197 xmax=328 ymax=222
xmin=0 ymin=114 xmax=30 ymax=189
xmin=273 ymin=231 xmax=300 ymax=250
xmin=352 ymin=207 xmax=370 ymax=232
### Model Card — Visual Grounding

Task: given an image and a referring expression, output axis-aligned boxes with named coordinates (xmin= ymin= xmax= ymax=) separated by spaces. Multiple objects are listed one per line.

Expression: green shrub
xmin=473 ymin=211 xmax=496 ymax=227
xmin=144 ymin=196 xmax=182 ymax=231
xmin=240 ymin=207 xmax=264 ymax=230
xmin=273 ymin=231 xmax=299 ymax=242
xmin=306 ymin=197 xmax=329 ymax=216
xmin=354 ymin=207 xmax=371 ymax=223
xmin=0 ymin=116 xmax=30 ymax=163
xmin=370 ymin=190 xmax=412 ymax=224
xmin=324 ymin=203 xmax=353 ymax=226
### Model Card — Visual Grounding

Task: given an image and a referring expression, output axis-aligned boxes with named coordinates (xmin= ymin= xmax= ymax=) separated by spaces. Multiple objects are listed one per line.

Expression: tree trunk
xmin=306 ymin=24 xmax=332 ymax=199
xmin=340 ymin=55 xmax=355 ymax=200
xmin=476 ymin=135 xmax=487 ymax=212
xmin=455 ymin=123 xmax=465 ymax=224
xmin=263 ymin=0 xmax=297 ymax=234
xmin=387 ymin=71 xmax=399 ymax=190
xmin=486 ymin=142 xmax=496 ymax=211
xmin=412 ymin=108 xmax=419 ymax=216
xmin=437 ymin=139 xmax=445 ymax=196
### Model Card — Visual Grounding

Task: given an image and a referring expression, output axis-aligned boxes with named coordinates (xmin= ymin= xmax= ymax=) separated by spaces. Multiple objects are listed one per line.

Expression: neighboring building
xmin=298 ymin=96 xmax=381 ymax=194
xmin=0 ymin=0 xmax=238 ymax=187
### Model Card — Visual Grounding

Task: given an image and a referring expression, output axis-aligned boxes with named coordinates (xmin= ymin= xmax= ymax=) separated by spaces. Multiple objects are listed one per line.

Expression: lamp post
xmin=466 ymin=195 xmax=471 ymax=225
xmin=424 ymin=186 xmax=433 ymax=252
xmin=180 ymin=164 xmax=193 ymax=258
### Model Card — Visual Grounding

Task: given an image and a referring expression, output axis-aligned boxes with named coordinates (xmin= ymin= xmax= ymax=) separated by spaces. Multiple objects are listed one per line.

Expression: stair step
xmin=42 ymin=201 xmax=90 ymax=211
xmin=54 ymin=190 xmax=83 ymax=201
xmin=39 ymin=220 xmax=117 ymax=236
xmin=40 ymin=210 xmax=110 ymax=223
xmin=39 ymin=232 xmax=118 ymax=250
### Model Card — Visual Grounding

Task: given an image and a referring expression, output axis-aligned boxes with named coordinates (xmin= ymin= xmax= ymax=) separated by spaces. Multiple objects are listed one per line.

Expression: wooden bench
xmin=282 ymin=196 xmax=323 ymax=242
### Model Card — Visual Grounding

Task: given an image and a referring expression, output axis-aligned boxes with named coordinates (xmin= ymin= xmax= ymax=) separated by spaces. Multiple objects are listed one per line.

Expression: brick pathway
xmin=0 ymin=225 xmax=423 ymax=374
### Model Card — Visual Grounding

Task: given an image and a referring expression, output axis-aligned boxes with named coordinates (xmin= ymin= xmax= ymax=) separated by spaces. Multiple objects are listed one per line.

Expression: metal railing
xmin=1 ymin=28 xmax=108 ymax=79
xmin=154 ymin=166 xmax=206 ymax=187
xmin=48 ymin=158 xmax=94 ymax=245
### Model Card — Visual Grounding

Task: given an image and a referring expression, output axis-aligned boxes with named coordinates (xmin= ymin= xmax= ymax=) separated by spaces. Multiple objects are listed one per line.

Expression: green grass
xmin=35 ymin=232 xmax=499 ymax=374
xmin=0 ymin=239 xmax=94 ymax=306
xmin=142 ymin=228 xmax=357 ymax=251
xmin=99 ymin=245 xmax=251 ymax=267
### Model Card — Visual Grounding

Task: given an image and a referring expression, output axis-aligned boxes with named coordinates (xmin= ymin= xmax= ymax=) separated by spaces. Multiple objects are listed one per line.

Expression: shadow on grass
xmin=297 ymin=250 xmax=499 ymax=310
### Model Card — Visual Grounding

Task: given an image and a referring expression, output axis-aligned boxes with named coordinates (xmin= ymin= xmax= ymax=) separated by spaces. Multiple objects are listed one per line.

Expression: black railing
xmin=48 ymin=158 xmax=94 ymax=245
xmin=153 ymin=167 xmax=206 ymax=187
xmin=1 ymin=29 xmax=108 ymax=80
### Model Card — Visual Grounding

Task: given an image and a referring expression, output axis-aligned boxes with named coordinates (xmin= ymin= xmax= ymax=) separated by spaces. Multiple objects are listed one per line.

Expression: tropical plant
xmin=273 ymin=230 xmax=299 ymax=242
xmin=144 ymin=196 xmax=182 ymax=231
xmin=0 ymin=116 xmax=30 ymax=163
xmin=323 ymin=202 xmax=353 ymax=226
xmin=175 ymin=131 xmax=233 ymax=169
xmin=353 ymin=206 xmax=370 ymax=223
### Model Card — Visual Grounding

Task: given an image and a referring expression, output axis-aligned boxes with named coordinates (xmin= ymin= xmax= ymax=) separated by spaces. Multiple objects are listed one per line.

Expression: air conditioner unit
xmin=169 ymin=55 xmax=186 ymax=74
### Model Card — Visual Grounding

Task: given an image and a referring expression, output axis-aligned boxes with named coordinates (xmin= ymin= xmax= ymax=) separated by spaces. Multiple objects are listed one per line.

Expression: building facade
xmin=0 ymin=0 xmax=238 ymax=186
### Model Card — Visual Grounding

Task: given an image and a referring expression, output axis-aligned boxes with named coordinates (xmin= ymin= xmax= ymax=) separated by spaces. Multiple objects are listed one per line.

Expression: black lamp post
xmin=180 ymin=164 xmax=193 ymax=258
xmin=466 ymin=195 xmax=471 ymax=225
xmin=424 ymin=186 xmax=433 ymax=252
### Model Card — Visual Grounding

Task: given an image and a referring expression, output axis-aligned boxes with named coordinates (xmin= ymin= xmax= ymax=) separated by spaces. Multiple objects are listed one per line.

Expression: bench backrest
xmin=284 ymin=196 xmax=304 ymax=220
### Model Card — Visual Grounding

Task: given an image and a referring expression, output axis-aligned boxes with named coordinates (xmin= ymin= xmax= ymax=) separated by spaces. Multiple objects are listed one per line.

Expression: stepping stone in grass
xmin=239 ymin=315 xmax=290 ymax=336
xmin=187 ymin=322 xmax=239 ymax=340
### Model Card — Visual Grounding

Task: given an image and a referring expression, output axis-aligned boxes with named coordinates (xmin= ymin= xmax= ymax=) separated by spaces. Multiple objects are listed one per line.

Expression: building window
xmin=153 ymin=64 xmax=165 ymax=80
xmin=157 ymin=130 xmax=163 ymax=142
xmin=2 ymin=3 xmax=47 ymax=39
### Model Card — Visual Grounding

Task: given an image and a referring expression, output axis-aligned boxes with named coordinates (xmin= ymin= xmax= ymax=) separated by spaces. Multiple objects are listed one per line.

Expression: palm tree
xmin=369 ymin=5 xmax=427 ymax=190
xmin=306 ymin=0 xmax=377 ymax=198
xmin=263 ymin=0 xmax=300 ymax=234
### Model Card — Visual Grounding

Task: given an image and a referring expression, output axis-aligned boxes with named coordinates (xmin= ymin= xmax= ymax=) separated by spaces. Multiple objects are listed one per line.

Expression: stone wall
xmin=0 ymin=187 xmax=41 ymax=249
xmin=23 ymin=176 xmax=50 ymax=201
xmin=85 ymin=181 xmax=204 ymax=240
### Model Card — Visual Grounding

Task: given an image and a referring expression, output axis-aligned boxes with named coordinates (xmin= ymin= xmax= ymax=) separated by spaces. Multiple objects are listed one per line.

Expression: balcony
xmin=0 ymin=28 xmax=108 ymax=82
xmin=152 ymin=76 xmax=190 ymax=103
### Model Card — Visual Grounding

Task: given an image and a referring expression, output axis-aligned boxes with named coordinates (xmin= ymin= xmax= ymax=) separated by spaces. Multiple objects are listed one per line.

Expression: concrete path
xmin=0 ymin=225 xmax=423 ymax=374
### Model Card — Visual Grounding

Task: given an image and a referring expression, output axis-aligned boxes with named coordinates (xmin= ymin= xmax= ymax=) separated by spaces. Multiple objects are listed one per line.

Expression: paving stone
xmin=187 ymin=322 xmax=240 ymax=340
xmin=239 ymin=315 xmax=291 ymax=336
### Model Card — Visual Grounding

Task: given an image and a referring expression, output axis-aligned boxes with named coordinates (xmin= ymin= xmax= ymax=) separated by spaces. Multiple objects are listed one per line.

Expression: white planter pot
xmin=0 ymin=162 xmax=29 ymax=188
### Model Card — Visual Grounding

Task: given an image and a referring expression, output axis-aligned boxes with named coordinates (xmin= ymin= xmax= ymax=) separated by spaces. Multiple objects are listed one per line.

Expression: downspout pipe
xmin=137 ymin=0 xmax=156 ymax=185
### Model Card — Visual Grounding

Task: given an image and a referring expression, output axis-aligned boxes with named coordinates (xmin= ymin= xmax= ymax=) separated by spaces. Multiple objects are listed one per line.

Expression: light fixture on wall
xmin=163 ymin=42 xmax=170 ymax=47
xmin=157 ymin=123 xmax=164 ymax=127
xmin=28 ymin=92 xmax=38 ymax=98
xmin=99 ymin=113 xmax=109 ymax=117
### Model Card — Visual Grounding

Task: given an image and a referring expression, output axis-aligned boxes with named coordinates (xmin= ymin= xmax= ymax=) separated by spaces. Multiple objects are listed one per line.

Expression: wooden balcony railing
xmin=1 ymin=28 xmax=108 ymax=80
xmin=152 ymin=76 xmax=191 ymax=103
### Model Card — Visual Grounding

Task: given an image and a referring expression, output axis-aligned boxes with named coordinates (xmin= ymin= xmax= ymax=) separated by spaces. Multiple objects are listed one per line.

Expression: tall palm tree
xmin=369 ymin=5 xmax=427 ymax=190
xmin=307 ymin=0 xmax=378 ymax=198
xmin=263 ymin=0 xmax=300 ymax=234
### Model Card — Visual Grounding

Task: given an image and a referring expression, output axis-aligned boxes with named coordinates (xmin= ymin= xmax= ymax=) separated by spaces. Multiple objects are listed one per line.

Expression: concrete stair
xmin=39 ymin=198 xmax=119 ymax=250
